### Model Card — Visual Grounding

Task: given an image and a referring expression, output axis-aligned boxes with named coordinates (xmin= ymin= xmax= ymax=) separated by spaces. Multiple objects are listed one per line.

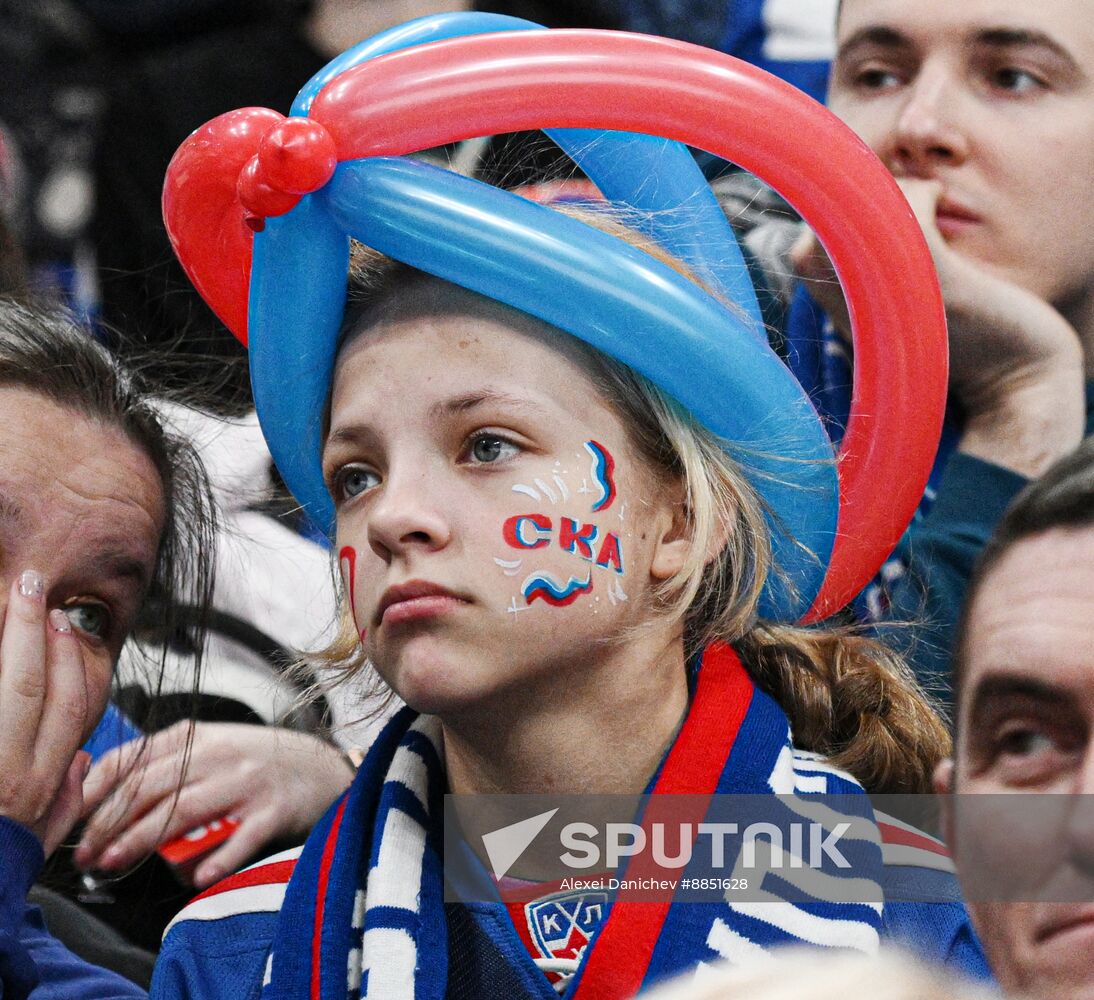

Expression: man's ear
xmin=933 ymin=758 xmax=956 ymax=848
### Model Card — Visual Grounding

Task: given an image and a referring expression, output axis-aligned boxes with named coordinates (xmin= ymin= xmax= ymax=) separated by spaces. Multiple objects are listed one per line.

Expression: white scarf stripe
xmin=361 ymin=928 xmax=418 ymax=999
xmin=354 ymin=717 xmax=443 ymax=998
xmin=702 ymin=918 xmax=777 ymax=969
xmin=729 ymin=898 xmax=880 ymax=953
xmin=370 ymin=806 xmax=427 ymax=911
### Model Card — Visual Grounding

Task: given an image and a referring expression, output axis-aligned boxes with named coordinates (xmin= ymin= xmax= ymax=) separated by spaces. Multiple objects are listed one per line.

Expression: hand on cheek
xmin=0 ymin=571 xmax=92 ymax=856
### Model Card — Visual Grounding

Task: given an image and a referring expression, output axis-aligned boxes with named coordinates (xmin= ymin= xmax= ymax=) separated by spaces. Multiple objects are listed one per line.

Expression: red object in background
xmin=159 ymin=816 xmax=240 ymax=867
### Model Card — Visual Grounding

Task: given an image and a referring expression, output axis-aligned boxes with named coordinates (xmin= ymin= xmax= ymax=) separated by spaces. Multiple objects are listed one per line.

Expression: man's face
xmin=949 ymin=526 xmax=1094 ymax=999
xmin=829 ymin=0 xmax=1094 ymax=314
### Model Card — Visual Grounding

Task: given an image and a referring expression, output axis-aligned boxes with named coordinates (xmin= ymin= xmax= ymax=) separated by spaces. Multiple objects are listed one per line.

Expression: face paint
xmin=606 ymin=576 xmax=629 ymax=605
xmin=503 ymin=514 xmax=552 ymax=549
xmin=521 ymin=569 xmax=594 ymax=607
xmin=593 ymin=533 xmax=624 ymax=574
xmin=503 ymin=513 xmax=622 ymax=569
xmin=494 ymin=557 xmax=524 ymax=576
xmin=584 ymin=440 xmax=616 ymax=512
xmin=338 ymin=545 xmax=368 ymax=641
xmin=559 ymin=517 xmax=599 ymax=561
xmin=500 ymin=442 xmax=625 ymax=613
xmin=533 ymin=477 xmax=560 ymax=504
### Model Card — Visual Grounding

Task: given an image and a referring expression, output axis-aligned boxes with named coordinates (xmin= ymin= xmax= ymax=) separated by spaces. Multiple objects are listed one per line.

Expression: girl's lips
xmin=381 ymin=594 xmax=468 ymax=626
xmin=376 ymin=580 xmax=471 ymax=626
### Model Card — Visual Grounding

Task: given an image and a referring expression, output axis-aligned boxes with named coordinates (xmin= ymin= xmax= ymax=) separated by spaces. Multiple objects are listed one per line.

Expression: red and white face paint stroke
xmin=339 ymin=545 xmax=367 ymax=642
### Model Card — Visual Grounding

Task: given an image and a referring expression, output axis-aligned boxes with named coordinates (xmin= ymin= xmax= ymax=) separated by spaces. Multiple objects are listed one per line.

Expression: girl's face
xmin=323 ymin=290 xmax=687 ymax=717
xmin=0 ymin=387 xmax=164 ymax=739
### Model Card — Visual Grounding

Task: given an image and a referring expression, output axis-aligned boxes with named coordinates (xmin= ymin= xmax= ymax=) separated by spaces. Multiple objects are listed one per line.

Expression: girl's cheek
xmin=338 ymin=545 xmax=367 ymax=642
xmin=496 ymin=440 xmax=630 ymax=617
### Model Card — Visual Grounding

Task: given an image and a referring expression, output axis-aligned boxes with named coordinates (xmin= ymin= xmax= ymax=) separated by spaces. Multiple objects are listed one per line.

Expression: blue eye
xmin=63 ymin=602 xmax=110 ymax=638
xmin=336 ymin=466 xmax=380 ymax=500
xmin=467 ymin=434 xmax=519 ymax=464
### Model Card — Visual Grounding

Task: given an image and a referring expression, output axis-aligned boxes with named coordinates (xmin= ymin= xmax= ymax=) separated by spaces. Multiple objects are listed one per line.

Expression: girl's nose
xmin=365 ymin=467 xmax=452 ymax=563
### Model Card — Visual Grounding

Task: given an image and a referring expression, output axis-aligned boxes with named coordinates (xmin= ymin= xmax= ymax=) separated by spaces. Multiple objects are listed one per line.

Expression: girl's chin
xmin=377 ymin=646 xmax=506 ymax=718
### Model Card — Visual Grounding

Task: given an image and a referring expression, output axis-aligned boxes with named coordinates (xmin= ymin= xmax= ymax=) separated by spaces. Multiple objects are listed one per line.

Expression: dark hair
xmin=0 ymin=297 xmax=217 ymax=705
xmin=953 ymin=437 xmax=1094 ymax=704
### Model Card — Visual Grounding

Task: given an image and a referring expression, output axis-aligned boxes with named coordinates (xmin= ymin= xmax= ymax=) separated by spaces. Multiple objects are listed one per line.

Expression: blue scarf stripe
xmin=402 ymin=728 xmax=444 ymax=776
xmin=719 ymin=685 xmax=791 ymax=791
xmin=716 ymin=904 xmax=831 ymax=948
xmin=358 ymin=905 xmax=426 ymax=935
xmin=262 ymin=789 xmax=345 ymax=998
xmin=415 ymin=726 xmax=449 ymax=1000
xmin=369 ymin=782 xmax=430 ymax=849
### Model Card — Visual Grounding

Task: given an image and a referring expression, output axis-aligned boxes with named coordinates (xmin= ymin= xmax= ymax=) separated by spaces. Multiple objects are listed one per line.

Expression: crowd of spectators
xmin=0 ymin=0 xmax=1091 ymax=997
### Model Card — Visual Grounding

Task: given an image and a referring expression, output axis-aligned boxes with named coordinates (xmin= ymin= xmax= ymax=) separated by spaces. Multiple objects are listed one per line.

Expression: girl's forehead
xmin=329 ymin=301 xmax=619 ymax=436
xmin=337 ymin=288 xmax=602 ymax=391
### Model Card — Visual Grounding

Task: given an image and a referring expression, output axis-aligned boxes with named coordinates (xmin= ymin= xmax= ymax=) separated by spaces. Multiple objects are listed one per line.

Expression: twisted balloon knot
xmin=238 ymin=117 xmax=338 ymax=232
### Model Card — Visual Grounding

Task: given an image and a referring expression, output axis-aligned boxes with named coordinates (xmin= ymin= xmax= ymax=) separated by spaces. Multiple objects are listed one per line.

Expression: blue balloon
xmin=290 ymin=11 xmax=763 ymax=334
xmin=249 ymin=157 xmax=836 ymax=619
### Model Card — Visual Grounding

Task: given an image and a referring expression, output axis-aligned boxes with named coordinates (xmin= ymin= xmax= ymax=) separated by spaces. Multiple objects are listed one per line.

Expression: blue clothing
xmin=83 ymin=704 xmax=143 ymax=765
xmin=613 ymin=0 xmax=835 ymax=103
xmin=0 ymin=817 xmax=144 ymax=999
xmin=152 ymin=871 xmax=989 ymax=999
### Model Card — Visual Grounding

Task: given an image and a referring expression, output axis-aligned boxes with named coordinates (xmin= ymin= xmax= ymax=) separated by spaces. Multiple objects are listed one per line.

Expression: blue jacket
xmin=0 ymin=817 xmax=144 ymax=999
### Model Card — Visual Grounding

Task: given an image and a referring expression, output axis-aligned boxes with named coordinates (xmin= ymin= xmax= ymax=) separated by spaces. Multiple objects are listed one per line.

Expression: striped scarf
xmin=260 ymin=644 xmax=884 ymax=999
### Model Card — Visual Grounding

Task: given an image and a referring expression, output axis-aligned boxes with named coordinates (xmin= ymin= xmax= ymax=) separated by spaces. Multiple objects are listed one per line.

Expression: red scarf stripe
xmin=572 ymin=644 xmax=754 ymax=1000
xmin=189 ymin=859 xmax=297 ymax=903
xmin=312 ymin=797 xmax=349 ymax=1000
xmin=878 ymin=822 xmax=950 ymax=858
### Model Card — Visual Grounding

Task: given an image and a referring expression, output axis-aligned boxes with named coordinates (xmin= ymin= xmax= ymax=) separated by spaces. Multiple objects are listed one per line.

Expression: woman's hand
xmin=75 ymin=721 xmax=357 ymax=888
xmin=791 ymin=177 xmax=1085 ymax=478
xmin=0 ymin=570 xmax=92 ymax=857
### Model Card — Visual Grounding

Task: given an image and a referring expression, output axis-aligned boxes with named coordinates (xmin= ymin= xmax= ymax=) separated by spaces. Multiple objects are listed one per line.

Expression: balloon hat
xmin=162 ymin=12 xmax=947 ymax=623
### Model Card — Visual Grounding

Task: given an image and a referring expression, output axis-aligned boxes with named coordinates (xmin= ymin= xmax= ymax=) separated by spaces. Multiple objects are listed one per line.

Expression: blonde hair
xmin=313 ymin=208 xmax=950 ymax=794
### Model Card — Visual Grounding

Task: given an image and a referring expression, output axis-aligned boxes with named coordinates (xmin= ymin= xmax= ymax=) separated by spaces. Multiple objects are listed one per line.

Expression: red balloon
xmin=163 ymin=107 xmax=283 ymax=341
xmin=258 ymin=118 xmax=337 ymax=194
xmin=163 ymin=30 xmax=947 ymax=622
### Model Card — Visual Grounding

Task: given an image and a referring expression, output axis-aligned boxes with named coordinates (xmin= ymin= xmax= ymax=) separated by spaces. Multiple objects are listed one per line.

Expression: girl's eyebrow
xmin=429 ymin=390 xmax=547 ymax=419
xmin=325 ymin=390 xmax=549 ymax=452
